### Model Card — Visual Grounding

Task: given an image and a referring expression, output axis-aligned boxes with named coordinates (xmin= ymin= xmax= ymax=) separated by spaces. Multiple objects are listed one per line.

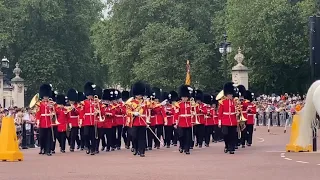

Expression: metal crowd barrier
xmin=254 ymin=111 xmax=293 ymax=133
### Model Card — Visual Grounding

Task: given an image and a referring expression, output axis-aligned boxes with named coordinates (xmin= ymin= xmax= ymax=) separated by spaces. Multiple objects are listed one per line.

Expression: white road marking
xmin=296 ymin=161 xmax=309 ymax=164
xmin=280 ymin=153 xmax=285 ymax=158
xmin=266 ymin=151 xmax=286 ymax=153
xmin=284 ymin=158 xmax=292 ymax=160
xmin=257 ymin=137 xmax=265 ymax=142
xmin=317 ymin=164 xmax=320 ymax=166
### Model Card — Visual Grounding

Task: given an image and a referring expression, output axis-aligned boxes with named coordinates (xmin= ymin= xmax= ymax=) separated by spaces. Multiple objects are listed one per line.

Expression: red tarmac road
xmin=0 ymin=126 xmax=320 ymax=180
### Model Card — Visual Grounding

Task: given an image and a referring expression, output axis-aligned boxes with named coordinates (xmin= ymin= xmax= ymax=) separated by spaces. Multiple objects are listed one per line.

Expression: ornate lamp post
xmin=219 ymin=33 xmax=232 ymax=82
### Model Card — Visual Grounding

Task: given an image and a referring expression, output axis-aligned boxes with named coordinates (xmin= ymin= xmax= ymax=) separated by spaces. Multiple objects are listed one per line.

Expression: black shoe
xmin=229 ymin=151 xmax=235 ymax=154
xmin=86 ymin=150 xmax=90 ymax=154
xmin=140 ymin=154 xmax=145 ymax=157
xmin=106 ymin=148 xmax=110 ymax=152
xmin=166 ymin=145 xmax=170 ymax=148
xmin=22 ymin=146 xmax=28 ymax=149
xmin=224 ymin=148 xmax=228 ymax=153
xmin=195 ymin=143 xmax=198 ymax=147
xmin=125 ymin=145 xmax=129 ymax=149
xmin=70 ymin=149 xmax=74 ymax=152
xmin=90 ymin=152 xmax=95 ymax=155
xmin=199 ymin=145 xmax=202 ymax=148
xmin=51 ymin=150 xmax=55 ymax=154
xmin=61 ymin=150 xmax=66 ymax=153
xmin=111 ymin=148 xmax=115 ymax=151
xmin=154 ymin=145 xmax=156 ymax=148
xmin=242 ymin=145 xmax=245 ymax=148
xmin=148 ymin=147 xmax=152 ymax=150
xmin=46 ymin=153 xmax=52 ymax=156
xmin=96 ymin=151 xmax=99 ymax=154
xmin=145 ymin=148 xmax=148 ymax=151
xmin=156 ymin=146 xmax=160 ymax=149
xmin=133 ymin=150 xmax=138 ymax=156
xmin=235 ymin=146 xmax=238 ymax=149
xmin=173 ymin=144 xmax=177 ymax=146
xmin=77 ymin=146 xmax=80 ymax=150
xmin=101 ymin=147 xmax=105 ymax=151
xmin=131 ymin=148 xmax=134 ymax=152
xmin=213 ymin=141 xmax=218 ymax=143
xmin=117 ymin=147 xmax=121 ymax=150
xmin=39 ymin=149 xmax=44 ymax=155
xmin=205 ymin=144 xmax=209 ymax=147
xmin=247 ymin=144 xmax=251 ymax=147
xmin=80 ymin=148 xmax=84 ymax=151
xmin=190 ymin=147 xmax=193 ymax=149
xmin=185 ymin=151 xmax=190 ymax=155
xmin=179 ymin=148 xmax=183 ymax=153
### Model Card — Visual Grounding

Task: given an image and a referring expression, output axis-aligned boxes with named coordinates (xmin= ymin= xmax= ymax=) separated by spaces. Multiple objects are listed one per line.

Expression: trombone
xmin=93 ymin=95 xmax=104 ymax=139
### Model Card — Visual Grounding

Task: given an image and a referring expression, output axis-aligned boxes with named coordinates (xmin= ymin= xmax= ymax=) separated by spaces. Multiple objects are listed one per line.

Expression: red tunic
xmin=204 ymin=105 xmax=214 ymax=126
xmin=114 ymin=102 xmax=126 ymax=126
xmin=241 ymin=100 xmax=249 ymax=119
xmin=111 ymin=103 xmax=119 ymax=127
xmin=193 ymin=102 xmax=207 ymax=124
xmin=150 ymin=103 xmax=166 ymax=126
xmin=246 ymin=102 xmax=257 ymax=125
xmin=213 ymin=109 xmax=219 ymax=125
xmin=126 ymin=98 xmax=148 ymax=127
xmin=67 ymin=103 xmax=80 ymax=127
xmin=55 ymin=106 xmax=68 ymax=132
xmin=176 ymin=101 xmax=192 ymax=128
xmin=164 ymin=104 xmax=175 ymax=126
xmin=218 ymin=99 xmax=237 ymax=126
xmin=80 ymin=99 xmax=104 ymax=126
xmin=36 ymin=101 xmax=52 ymax=128
xmin=103 ymin=105 xmax=115 ymax=128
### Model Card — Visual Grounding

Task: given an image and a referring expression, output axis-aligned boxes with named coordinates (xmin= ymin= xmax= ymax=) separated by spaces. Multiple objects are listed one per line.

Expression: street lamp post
xmin=1 ymin=56 xmax=10 ymax=70
xmin=219 ymin=33 xmax=232 ymax=83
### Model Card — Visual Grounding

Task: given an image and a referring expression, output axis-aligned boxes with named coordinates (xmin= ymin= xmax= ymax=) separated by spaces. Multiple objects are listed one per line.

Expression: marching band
xmin=31 ymin=81 xmax=256 ymax=157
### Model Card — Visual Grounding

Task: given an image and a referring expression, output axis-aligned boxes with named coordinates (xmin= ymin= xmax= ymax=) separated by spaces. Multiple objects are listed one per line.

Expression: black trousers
xmin=213 ymin=125 xmax=222 ymax=141
xmin=204 ymin=125 xmax=214 ymax=145
xmin=222 ymin=126 xmax=237 ymax=151
xmin=80 ymin=127 xmax=85 ymax=148
xmin=96 ymin=127 xmax=106 ymax=151
xmin=115 ymin=125 xmax=123 ymax=148
xmin=39 ymin=128 xmax=52 ymax=154
xmin=58 ymin=131 xmax=67 ymax=150
xmin=70 ymin=127 xmax=80 ymax=150
xmin=154 ymin=125 xmax=163 ymax=147
xmin=127 ymin=127 xmax=133 ymax=148
xmin=147 ymin=126 xmax=155 ymax=148
xmin=195 ymin=124 xmax=205 ymax=146
xmin=246 ymin=124 xmax=254 ymax=145
xmin=122 ymin=126 xmax=129 ymax=147
xmin=111 ymin=126 xmax=117 ymax=148
xmin=51 ymin=126 xmax=58 ymax=151
xmin=240 ymin=124 xmax=247 ymax=146
xmin=106 ymin=128 xmax=114 ymax=149
xmin=178 ymin=127 xmax=192 ymax=152
xmin=131 ymin=126 xmax=147 ymax=154
xmin=84 ymin=126 xmax=96 ymax=153
xmin=164 ymin=125 xmax=173 ymax=146
xmin=172 ymin=127 xmax=178 ymax=145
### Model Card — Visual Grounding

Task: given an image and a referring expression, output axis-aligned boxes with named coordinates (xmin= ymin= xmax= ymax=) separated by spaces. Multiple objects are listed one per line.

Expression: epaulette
xmin=80 ymin=101 xmax=84 ymax=105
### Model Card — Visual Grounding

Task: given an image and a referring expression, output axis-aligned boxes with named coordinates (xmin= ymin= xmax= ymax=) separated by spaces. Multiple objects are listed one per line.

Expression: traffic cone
xmin=0 ymin=116 xmax=24 ymax=161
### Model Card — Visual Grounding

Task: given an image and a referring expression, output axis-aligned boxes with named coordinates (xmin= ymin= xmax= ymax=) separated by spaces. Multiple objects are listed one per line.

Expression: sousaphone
xmin=215 ymin=90 xmax=224 ymax=100
xmin=29 ymin=93 xmax=40 ymax=108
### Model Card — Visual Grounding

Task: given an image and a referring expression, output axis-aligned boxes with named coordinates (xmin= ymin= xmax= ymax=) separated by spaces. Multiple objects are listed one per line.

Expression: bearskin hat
xmin=161 ymin=91 xmax=168 ymax=102
xmin=67 ymin=89 xmax=78 ymax=102
xmin=84 ymin=82 xmax=95 ymax=96
xmin=168 ymin=91 xmax=178 ymax=102
xmin=203 ymin=94 xmax=211 ymax=104
xmin=132 ymin=81 xmax=146 ymax=96
xmin=223 ymin=82 xmax=235 ymax=95
xmin=210 ymin=95 xmax=218 ymax=105
xmin=39 ymin=84 xmax=52 ymax=98
xmin=121 ymin=91 xmax=130 ymax=101
xmin=179 ymin=85 xmax=193 ymax=98
xmin=245 ymin=90 xmax=253 ymax=102
xmin=51 ymin=90 xmax=58 ymax=101
xmin=77 ymin=92 xmax=85 ymax=102
xmin=194 ymin=89 xmax=204 ymax=101
xmin=114 ymin=89 xmax=120 ymax=99
xmin=144 ymin=83 xmax=151 ymax=97
xmin=102 ymin=89 xmax=112 ymax=101
xmin=94 ymin=85 xmax=103 ymax=99
xmin=237 ymin=85 xmax=246 ymax=97
xmin=151 ymin=87 xmax=161 ymax=100
xmin=56 ymin=94 xmax=66 ymax=105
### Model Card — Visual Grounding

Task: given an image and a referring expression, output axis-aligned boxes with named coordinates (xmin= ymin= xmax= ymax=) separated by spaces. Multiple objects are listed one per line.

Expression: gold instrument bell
xmin=29 ymin=93 xmax=40 ymax=108
xmin=215 ymin=90 xmax=224 ymax=100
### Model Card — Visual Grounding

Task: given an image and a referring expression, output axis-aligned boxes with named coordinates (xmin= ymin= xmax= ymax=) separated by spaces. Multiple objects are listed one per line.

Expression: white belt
xmin=242 ymin=111 xmax=247 ymax=113
xmin=70 ymin=116 xmax=78 ymax=118
xmin=179 ymin=114 xmax=191 ymax=117
xmin=223 ymin=112 xmax=236 ymax=115
xmin=150 ymin=116 xmax=155 ymax=118
xmin=167 ymin=115 xmax=173 ymax=117
xmin=41 ymin=114 xmax=51 ymax=117
xmin=248 ymin=114 xmax=254 ymax=116
xmin=85 ymin=113 xmax=94 ymax=116
xmin=214 ymin=116 xmax=218 ymax=118
xmin=195 ymin=114 xmax=204 ymax=116
xmin=205 ymin=116 xmax=210 ymax=118
xmin=115 ymin=115 xmax=123 ymax=117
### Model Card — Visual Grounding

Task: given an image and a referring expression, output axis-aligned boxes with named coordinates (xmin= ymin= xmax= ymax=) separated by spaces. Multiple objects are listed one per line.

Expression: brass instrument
xmin=234 ymin=97 xmax=247 ymax=138
xmin=48 ymin=98 xmax=60 ymax=125
xmin=216 ymin=90 xmax=225 ymax=101
xmin=94 ymin=95 xmax=104 ymax=122
xmin=29 ymin=93 xmax=40 ymax=108
xmin=190 ymin=97 xmax=200 ymax=125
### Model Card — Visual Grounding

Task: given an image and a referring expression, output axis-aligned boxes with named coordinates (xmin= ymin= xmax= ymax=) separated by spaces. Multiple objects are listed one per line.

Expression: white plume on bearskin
xmin=296 ymin=80 xmax=320 ymax=148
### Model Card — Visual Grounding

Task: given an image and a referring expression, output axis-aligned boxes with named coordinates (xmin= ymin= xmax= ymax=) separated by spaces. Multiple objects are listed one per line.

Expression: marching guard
xmin=163 ymin=91 xmax=177 ymax=148
xmin=193 ymin=90 xmax=206 ymax=148
xmin=36 ymin=84 xmax=54 ymax=156
xmin=218 ymin=82 xmax=238 ymax=154
xmin=236 ymin=85 xmax=248 ymax=148
xmin=114 ymin=89 xmax=126 ymax=150
xmin=244 ymin=90 xmax=256 ymax=146
xmin=175 ymin=85 xmax=193 ymax=155
xmin=55 ymin=94 xmax=68 ymax=153
xmin=77 ymin=92 xmax=86 ymax=150
xmin=121 ymin=91 xmax=131 ymax=149
xmin=203 ymin=94 xmax=214 ymax=147
xmin=126 ymin=81 xmax=148 ymax=157
xmin=66 ymin=89 xmax=81 ymax=152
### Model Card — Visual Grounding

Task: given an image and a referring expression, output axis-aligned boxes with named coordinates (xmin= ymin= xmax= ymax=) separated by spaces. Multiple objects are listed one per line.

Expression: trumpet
xmin=94 ymin=95 xmax=104 ymax=122
xmin=234 ymin=97 xmax=247 ymax=135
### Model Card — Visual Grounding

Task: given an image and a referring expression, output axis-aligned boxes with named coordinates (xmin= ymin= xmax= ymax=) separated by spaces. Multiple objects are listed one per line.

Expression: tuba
xmin=48 ymin=98 xmax=60 ymax=125
xmin=234 ymin=97 xmax=247 ymax=131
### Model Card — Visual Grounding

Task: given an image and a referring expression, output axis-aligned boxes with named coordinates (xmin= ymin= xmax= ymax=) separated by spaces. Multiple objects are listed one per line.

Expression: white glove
xmin=218 ymin=120 xmax=221 ymax=126
xmin=160 ymin=99 xmax=168 ymax=106
xmin=133 ymin=112 xmax=140 ymax=116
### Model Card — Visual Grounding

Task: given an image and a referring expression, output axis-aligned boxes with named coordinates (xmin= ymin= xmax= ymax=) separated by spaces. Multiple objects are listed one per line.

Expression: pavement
xmin=0 ymin=126 xmax=320 ymax=180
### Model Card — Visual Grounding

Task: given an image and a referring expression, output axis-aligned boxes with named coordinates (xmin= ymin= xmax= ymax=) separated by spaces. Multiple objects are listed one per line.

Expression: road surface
xmin=0 ymin=126 xmax=319 ymax=180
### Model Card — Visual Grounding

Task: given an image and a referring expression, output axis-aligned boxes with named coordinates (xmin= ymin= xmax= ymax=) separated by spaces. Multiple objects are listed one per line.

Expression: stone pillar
xmin=0 ymin=71 xmax=3 ymax=107
xmin=11 ymin=63 xmax=25 ymax=108
xmin=232 ymin=47 xmax=250 ymax=89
